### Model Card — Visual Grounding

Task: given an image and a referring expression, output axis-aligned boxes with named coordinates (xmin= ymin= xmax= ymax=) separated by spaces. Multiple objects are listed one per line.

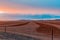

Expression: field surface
xmin=0 ymin=20 xmax=60 ymax=40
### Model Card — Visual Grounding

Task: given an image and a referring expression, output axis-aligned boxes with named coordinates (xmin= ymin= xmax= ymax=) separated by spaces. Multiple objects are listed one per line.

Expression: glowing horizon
xmin=0 ymin=5 xmax=60 ymax=15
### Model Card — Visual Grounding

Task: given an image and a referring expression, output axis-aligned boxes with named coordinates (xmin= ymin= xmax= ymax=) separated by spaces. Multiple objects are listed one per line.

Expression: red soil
xmin=0 ymin=20 xmax=60 ymax=37
xmin=35 ymin=22 xmax=60 ymax=36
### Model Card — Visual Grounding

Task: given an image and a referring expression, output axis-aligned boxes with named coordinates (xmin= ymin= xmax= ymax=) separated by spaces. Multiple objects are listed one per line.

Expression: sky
xmin=0 ymin=0 xmax=60 ymax=20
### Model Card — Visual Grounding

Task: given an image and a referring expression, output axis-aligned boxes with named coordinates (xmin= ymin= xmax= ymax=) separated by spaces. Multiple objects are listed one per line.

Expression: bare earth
xmin=0 ymin=20 xmax=60 ymax=40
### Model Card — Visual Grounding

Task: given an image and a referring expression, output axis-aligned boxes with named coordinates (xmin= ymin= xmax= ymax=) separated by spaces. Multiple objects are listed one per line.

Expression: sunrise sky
xmin=0 ymin=0 xmax=60 ymax=20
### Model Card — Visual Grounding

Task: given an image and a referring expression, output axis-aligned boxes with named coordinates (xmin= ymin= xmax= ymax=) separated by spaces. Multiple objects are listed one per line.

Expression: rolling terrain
xmin=0 ymin=20 xmax=60 ymax=40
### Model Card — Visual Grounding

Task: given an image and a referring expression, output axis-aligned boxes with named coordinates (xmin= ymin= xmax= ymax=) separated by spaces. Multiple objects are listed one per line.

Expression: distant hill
xmin=0 ymin=14 xmax=60 ymax=20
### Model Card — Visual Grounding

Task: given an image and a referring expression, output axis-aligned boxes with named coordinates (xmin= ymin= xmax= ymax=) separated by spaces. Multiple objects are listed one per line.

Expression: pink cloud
xmin=0 ymin=2 xmax=60 ymax=15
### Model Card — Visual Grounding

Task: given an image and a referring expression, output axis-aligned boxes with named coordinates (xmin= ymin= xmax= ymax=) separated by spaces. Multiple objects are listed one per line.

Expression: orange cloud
xmin=0 ymin=4 xmax=60 ymax=15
